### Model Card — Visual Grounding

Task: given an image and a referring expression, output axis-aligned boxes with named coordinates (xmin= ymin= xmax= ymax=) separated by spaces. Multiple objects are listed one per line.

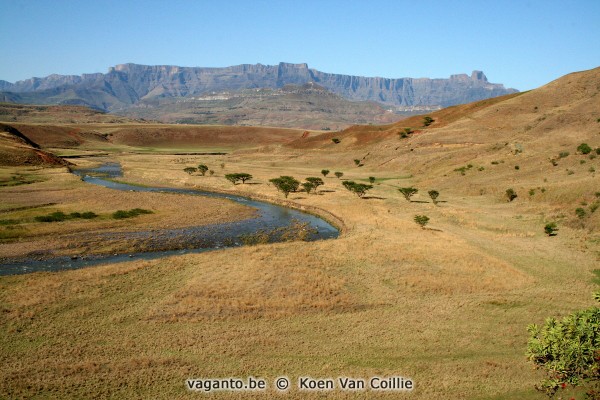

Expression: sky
xmin=1 ymin=0 xmax=599 ymax=91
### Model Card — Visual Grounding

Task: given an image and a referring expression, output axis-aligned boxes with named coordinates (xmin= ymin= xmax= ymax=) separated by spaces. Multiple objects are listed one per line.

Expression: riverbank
xmin=0 ymin=163 xmax=257 ymax=265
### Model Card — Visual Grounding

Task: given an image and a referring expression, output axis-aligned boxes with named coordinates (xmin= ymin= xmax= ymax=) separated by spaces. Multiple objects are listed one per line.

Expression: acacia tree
xmin=526 ymin=292 xmax=600 ymax=398
xmin=342 ymin=181 xmax=373 ymax=198
xmin=321 ymin=169 xmax=330 ymax=178
xmin=269 ymin=176 xmax=300 ymax=198
xmin=224 ymin=173 xmax=252 ymax=185
xmin=198 ymin=164 xmax=209 ymax=176
xmin=399 ymin=187 xmax=418 ymax=201
xmin=301 ymin=182 xmax=314 ymax=194
xmin=334 ymin=171 xmax=344 ymax=179
xmin=369 ymin=176 xmax=376 ymax=184
xmin=428 ymin=190 xmax=440 ymax=204
xmin=183 ymin=167 xmax=197 ymax=175
xmin=306 ymin=177 xmax=324 ymax=192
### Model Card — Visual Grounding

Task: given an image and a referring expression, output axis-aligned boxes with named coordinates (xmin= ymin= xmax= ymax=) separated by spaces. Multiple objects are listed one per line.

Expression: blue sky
xmin=1 ymin=0 xmax=599 ymax=91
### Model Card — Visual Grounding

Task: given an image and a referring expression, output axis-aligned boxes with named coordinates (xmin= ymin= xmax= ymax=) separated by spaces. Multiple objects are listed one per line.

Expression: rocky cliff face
xmin=1 ymin=62 xmax=517 ymax=111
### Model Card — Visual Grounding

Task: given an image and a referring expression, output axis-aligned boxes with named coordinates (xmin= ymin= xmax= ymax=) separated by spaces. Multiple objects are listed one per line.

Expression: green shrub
xmin=332 ymin=138 xmax=340 ymax=144
xmin=423 ymin=116 xmax=434 ymax=126
xmin=197 ymin=164 xmax=209 ymax=176
xmin=578 ymin=143 xmax=592 ymax=155
xmin=558 ymin=151 xmax=570 ymax=158
xmin=113 ymin=208 xmax=153 ymax=219
xmin=35 ymin=212 xmax=68 ymax=222
xmin=506 ymin=189 xmax=517 ymax=202
xmin=368 ymin=176 xmax=376 ymax=184
xmin=80 ymin=212 xmax=98 ymax=219
xmin=575 ymin=208 xmax=586 ymax=219
xmin=526 ymin=293 xmax=600 ymax=397
xmin=334 ymin=171 xmax=343 ymax=179
xmin=414 ymin=215 xmax=430 ymax=228
xmin=321 ymin=169 xmax=330 ymax=177
xmin=544 ymin=222 xmax=558 ymax=236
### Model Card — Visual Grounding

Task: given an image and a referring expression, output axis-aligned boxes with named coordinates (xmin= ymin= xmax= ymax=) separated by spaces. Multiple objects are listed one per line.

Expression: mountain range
xmin=0 ymin=63 xmax=517 ymax=115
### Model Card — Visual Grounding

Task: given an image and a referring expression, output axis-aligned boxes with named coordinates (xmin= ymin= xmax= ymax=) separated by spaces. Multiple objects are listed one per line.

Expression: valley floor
xmin=1 ymin=152 xmax=598 ymax=399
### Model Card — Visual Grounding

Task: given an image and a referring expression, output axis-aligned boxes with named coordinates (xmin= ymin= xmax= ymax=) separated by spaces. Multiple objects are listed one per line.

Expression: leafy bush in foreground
xmin=526 ymin=292 xmax=600 ymax=398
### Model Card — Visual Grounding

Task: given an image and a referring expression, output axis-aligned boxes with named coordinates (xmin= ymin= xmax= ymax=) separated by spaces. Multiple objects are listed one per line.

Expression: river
xmin=0 ymin=162 xmax=339 ymax=275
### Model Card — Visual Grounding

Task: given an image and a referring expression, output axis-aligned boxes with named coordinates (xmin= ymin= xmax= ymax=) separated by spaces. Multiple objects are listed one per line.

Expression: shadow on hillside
xmin=363 ymin=196 xmax=386 ymax=200
xmin=244 ymin=182 xmax=262 ymax=185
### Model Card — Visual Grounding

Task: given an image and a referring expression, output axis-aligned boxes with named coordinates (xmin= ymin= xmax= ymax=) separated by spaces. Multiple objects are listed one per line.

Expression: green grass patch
xmin=0 ymin=226 xmax=27 ymax=241
xmin=34 ymin=211 xmax=98 ymax=223
xmin=112 ymin=208 xmax=153 ymax=219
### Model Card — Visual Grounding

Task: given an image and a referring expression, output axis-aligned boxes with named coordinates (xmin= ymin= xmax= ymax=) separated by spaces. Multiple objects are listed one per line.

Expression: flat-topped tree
xmin=237 ymin=173 xmax=252 ymax=183
xmin=224 ymin=173 xmax=253 ymax=185
xmin=306 ymin=177 xmax=324 ymax=192
xmin=321 ymin=169 xmax=330 ymax=177
xmin=198 ymin=164 xmax=209 ymax=176
xmin=183 ymin=167 xmax=197 ymax=175
xmin=269 ymin=176 xmax=300 ymax=198
xmin=342 ymin=181 xmax=373 ymax=198
xmin=334 ymin=171 xmax=344 ymax=179
xmin=399 ymin=187 xmax=418 ymax=201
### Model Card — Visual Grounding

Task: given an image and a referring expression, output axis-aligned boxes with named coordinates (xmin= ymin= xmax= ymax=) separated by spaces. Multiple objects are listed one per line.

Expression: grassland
xmin=0 ymin=67 xmax=599 ymax=399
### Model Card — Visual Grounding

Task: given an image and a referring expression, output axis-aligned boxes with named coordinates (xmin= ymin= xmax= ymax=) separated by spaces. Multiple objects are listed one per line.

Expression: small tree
xmin=423 ymin=116 xmax=434 ymax=126
xmin=342 ymin=181 xmax=372 ymax=198
xmin=399 ymin=187 xmax=418 ymax=201
xmin=183 ymin=167 xmax=197 ymax=175
xmin=332 ymin=138 xmax=341 ymax=144
xmin=414 ymin=215 xmax=430 ymax=228
xmin=576 ymin=207 xmax=586 ymax=219
xmin=321 ymin=169 xmax=330 ymax=178
xmin=306 ymin=177 xmax=324 ymax=192
xmin=526 ymin=292 xmax=600 ymax=398
xmin=506 ymin=188 xmax=517 ymax=202
xmin=209 ymin=170 xmax=215 ymax=176
xmin=270 ymin=176 xmax=300 ymax=198
xmin=334 ymin=171 xmax=344 ymax=179
xmin=354 ymin=159 xmax=361 ymax=166
xmin=225 ymin=173 xmax=252 ymax=185
xmin=225 ymin=173 xmax=241 ymax=185
xmin=369 ymin=176 xmax=376 ymax=184
xmin=198 ymin=164 xmax=209 ymax=176
xmin=301 ymin=182 xmax=314 ymax=194
xmin=220 ymin=163 xmax=225 ymax=169
xmin=428 ymin=190 xmax=440 ymax=204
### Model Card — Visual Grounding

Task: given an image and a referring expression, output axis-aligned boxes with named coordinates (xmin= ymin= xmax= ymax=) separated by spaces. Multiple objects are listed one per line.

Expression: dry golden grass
xmin=0 ymin=163 xmax=255 ymax=260
xmin=1 ymin=67 xmax=599 ymax=399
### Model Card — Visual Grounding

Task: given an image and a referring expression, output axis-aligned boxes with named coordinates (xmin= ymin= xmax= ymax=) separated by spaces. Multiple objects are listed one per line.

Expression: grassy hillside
xmin=0 ymin=67 xmax=599 ymax=399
